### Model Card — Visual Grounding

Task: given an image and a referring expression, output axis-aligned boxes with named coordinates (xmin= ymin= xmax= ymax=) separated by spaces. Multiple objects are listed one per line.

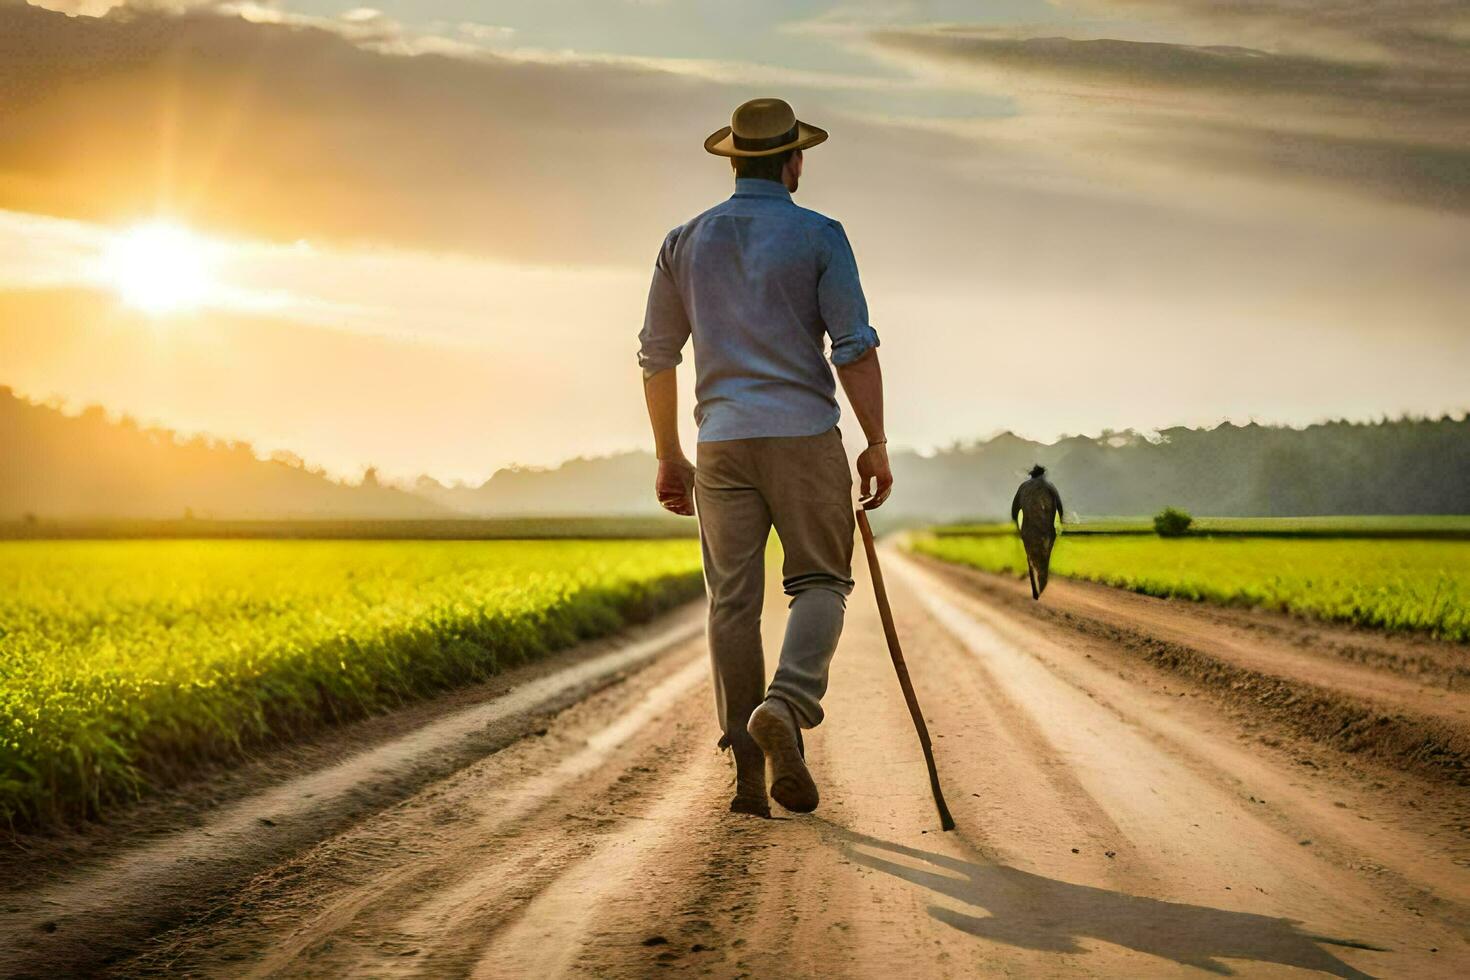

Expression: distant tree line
xmin=0 ymin=387 xmax=443 ymax=520
xmin=888 ymin=416 xmax=1470 ymax=522
xmin=3 ymin=385 xmax=1465 ymax=521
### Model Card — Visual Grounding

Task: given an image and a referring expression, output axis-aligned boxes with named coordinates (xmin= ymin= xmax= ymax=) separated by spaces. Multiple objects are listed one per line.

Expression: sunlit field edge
xmin=0 ymin=539 xmax=703 ymax=829
xmin=907 ymin=532 xmax=1469 ymax=642
xmin=931 ymin=516 xmax=1470 ymax=538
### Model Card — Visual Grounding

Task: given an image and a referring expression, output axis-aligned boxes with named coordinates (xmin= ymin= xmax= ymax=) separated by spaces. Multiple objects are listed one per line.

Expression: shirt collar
xmin=732 ymin=177 xmax=792 ymax=201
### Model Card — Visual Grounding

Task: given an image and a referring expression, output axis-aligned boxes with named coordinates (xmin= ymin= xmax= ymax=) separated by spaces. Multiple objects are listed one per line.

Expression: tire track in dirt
xmin=910 ymin=555 xmax=1470 ymax=899
xmin=889 ymin=555 xmax=1470 ymax=921
xmin=905 ymin=556 xmax=1470 ymax=911
xmin=116 ymin=634 xmax=719 ymax=978
xmin=371 ymin=657 xmax=713 ymax=977
xmin=912 ymin=556 xmax=1470 ymax=785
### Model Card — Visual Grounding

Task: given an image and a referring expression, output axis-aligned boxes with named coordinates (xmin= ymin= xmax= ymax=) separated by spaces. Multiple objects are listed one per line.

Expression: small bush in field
xmin=1153 ymin=507 xmax=1194 ymax=537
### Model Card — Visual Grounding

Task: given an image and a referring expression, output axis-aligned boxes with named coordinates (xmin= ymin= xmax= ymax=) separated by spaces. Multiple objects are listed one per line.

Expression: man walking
xmin=1011 ymin=465 xmax=1064 ymax=599
xmin=637 ymin=98 xmax=892 ymax=818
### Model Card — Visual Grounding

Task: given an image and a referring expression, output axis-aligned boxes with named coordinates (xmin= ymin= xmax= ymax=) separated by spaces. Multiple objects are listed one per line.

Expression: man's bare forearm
xmin=837 ymin=349 xmax=893 ymax=509
xmin=835 ymin=349 xmax=885 ymax=446
xmin=643 ymin=367 xmax=685 ymax=460
xmin=643 ymin=367 xmax=696 ymax=516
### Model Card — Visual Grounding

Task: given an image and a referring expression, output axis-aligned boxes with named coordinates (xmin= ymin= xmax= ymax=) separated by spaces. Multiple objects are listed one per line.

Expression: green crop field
xmin=908 ymin=533 xmax=1470 ymax=642
xmin=0 ymin=539 xmax=703 ymax=827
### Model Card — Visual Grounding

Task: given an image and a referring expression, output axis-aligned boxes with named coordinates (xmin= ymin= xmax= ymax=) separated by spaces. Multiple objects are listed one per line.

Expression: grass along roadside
xmin=0 ymin=539 xmax=703 ymax=829
xmin=906 ymin=533 xmax=1469 ymax=642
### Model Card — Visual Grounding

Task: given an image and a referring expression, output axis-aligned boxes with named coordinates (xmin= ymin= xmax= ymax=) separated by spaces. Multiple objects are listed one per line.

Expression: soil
xmin=2 ymin=551 xmax=1466 ymax=978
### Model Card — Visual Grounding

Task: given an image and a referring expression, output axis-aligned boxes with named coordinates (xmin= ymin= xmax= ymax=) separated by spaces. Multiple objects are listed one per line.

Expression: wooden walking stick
xmin=855 ymin=509 xmax=956 ymax=832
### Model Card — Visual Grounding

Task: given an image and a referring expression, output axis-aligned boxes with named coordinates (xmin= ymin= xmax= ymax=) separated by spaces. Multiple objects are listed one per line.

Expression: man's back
xmin=1012 ymin=470 xmax=1063 ymax=599
xmin=1013 ymin=476 xmax=1063 ymax=538
xmin=638 ymin=177 xmax=879 ymax=442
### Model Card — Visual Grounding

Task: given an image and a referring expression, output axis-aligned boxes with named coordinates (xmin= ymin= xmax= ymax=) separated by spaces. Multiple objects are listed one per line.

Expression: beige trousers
xmin=695 ymin=427 xmax=855 ymax=744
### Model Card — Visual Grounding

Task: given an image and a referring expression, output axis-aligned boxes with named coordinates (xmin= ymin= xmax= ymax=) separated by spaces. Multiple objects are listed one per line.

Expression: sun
xmin=102 ymin=221 xmax=219 ymax=315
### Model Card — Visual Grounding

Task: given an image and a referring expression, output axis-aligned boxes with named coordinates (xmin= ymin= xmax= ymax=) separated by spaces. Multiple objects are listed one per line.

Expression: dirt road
xmin=4 ymin=548 xmax=1467 ymax=978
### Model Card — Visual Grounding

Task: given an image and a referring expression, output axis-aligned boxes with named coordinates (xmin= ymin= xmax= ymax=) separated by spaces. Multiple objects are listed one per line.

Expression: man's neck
xmin=733 ymin=177 xmax=792 ymax=197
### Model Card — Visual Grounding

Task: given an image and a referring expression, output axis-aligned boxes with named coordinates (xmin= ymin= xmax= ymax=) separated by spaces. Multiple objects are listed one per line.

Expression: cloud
xmin=26 ymin=0 xmax=129 ymax=14
xmin=1 ymin=1 xmax=1015 ymax=268
xmin=853 ymin=0 xmax=1470 ymax=214
xmin=870 ymin=22 xmax=1470 ymax=213
xmin=448 ymin=21 xmax=516 ymax=43
xmin=1095 ymin=0 xmax=1470 ymax=66
xmin=879 ymin=31 xmax=1442 ymax=104
xmin=1133 ymin=120 xmax=1470 ymax=214
xmin=27 ymin=0 xmax=212 ymax=14
xmin=0 ymin=1 xmax=762 ymax=264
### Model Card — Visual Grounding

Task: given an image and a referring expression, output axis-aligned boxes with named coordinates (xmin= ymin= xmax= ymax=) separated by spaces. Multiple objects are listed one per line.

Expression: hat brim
xmin=704 ymin=120 xmax=828 ymax=158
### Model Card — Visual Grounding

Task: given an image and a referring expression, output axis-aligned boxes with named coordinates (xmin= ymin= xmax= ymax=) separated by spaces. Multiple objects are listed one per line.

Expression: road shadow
xmin=832 ymin=827 xmax=1385 ymax=978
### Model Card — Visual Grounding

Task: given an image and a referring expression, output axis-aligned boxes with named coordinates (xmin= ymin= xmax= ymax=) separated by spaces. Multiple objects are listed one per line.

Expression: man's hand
xmin=655 ymin=456 xmax=697 ymax=516
xmin=856 ymin=443 xmax=893 ymax=510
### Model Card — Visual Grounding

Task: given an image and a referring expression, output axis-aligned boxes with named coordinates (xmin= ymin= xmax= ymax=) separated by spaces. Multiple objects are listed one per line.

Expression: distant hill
xmin=0 ymin=387 xmax=447 ymax=520
xmin=413 ymin=452 xmax=658 ymax=517
xmin=4 ymin=385 xmax=1465 ymax=522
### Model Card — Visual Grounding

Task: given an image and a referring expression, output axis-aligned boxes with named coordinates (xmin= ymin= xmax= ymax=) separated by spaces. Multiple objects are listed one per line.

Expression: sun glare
xmin=102 ymin=221 xmax=219 ymax=315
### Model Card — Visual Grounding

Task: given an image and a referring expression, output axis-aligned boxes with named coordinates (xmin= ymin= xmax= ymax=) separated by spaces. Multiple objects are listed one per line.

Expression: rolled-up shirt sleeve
xmin=817 ymin=220 xmax=880 ymax=366
xmin=637 ymin=228 xmax=692 ymax=380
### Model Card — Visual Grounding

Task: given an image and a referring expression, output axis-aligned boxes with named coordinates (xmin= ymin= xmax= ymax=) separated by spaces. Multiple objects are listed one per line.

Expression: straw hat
xmin=704 ymin=98 xmax=828 ymax=158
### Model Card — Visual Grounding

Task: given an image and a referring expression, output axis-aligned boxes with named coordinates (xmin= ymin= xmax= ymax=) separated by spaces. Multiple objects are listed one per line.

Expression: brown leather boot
xmin=727 ymin=732 xmax=770 ymax=818
xmin=747 ymin=698 xmax=819 ymax=813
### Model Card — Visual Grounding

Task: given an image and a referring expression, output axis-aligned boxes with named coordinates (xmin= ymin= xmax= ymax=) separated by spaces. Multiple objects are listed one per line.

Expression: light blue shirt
xmin=638 ymin=178 xmax=880 ymax=442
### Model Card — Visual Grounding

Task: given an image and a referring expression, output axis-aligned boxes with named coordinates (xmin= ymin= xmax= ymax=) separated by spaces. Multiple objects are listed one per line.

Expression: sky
xmin=1 ymin=0 xmax=1466 ymax=483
